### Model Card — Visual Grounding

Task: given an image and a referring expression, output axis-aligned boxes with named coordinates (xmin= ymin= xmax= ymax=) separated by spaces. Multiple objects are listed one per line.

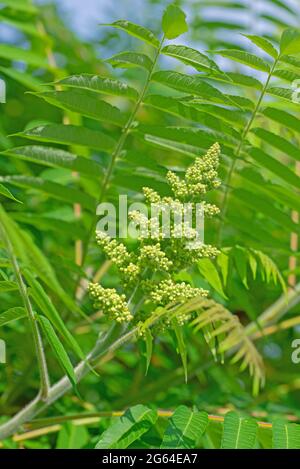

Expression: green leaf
xmin=243 ymin=35 xmax=278 ymax=58
xmin=2 ymin=146 xmax=103 ymax=177
xmin=106 ymin=51 xmax=153 ymax=72
xmin=162 ymin=45 xmax=219 ymax=72
xmin=56 ymin=423 xmax=89 ymax=449
xmin=38 ymin=315 xmax=77 ymax=390
xmin=25 ymin=271 xmax=84 ymax=360
xmin=267 ymin=86 xmax=293 ymax=101
xmin=0 ymin=307 xmax=26 ymax=327
xmin=232 ymin=246 xmax=248 ymax=288
xmin=0 ymin=205 xmax=82 ymax=315
xmin=216 ymin=251 xmax=229 ymax=286
xmin=15 ymin=124 xmax=116 ymax=151
xmin=0 ymin=183 xmax=21 ymax=203
xmin=0 ymin=281 xmax=18 ymax=292
xmin=152 ymin=71 xmax=230 ymax=104
xmin=0 ymin=66 xmax=45 ymax=92
xmin=161 ymin=406 xmax=208 ymax=449
xmin=162 ymin=4 xmax=188 ymax=39
xmin=280 ymin=29 xmax=300 ymax=55
xmin=95 ymin=405 xmax=157 ymax=449
xmin=0 ymin=176 xmax=95 ymax=211
xmin=144 ymin=95 xmax=239 ymax=139
xmin=172 ymin=321 xmax=188 ymax=382
xmin=33 ymin=90 xmax=126 ymax=126
xmin=0 ymin=0 xmax=37 ymax=13
xmin=198 ymin=258 xmax=227 ymax=299
xmin=248 ymin=146 xmax=300 ymax=189
xmin=215 ymin=49 xmax=270 ymax=72
xmin=251 ymin=128 xmax=300 ymax=161
xmin=0 ymin=45 xmax=48 ymax=69
xmin=262 ymin=107 xmax=300 ymax=135
xmin=102 ymin=20 xmax=159 ymax=48
xmin=144 ymin=329 xmax=153 ymax=375
xmin=221 ymin=412 xmax=258 ymax=449
xmin=272 ymin=419 xmax=300 ymax=448
xmin=55 ymin=74 xmax=139 ymax=100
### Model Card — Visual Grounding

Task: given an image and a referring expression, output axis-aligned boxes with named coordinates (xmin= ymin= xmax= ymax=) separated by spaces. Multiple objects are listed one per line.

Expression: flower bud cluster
xmin=167 ymin=143 xmax=221 ymax=200
xmin=89 ymin=283 xmax=133 ymax=322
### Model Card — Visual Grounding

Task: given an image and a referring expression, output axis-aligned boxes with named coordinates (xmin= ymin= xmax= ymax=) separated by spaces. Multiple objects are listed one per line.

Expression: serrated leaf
xmin=15 ymin=124 xmax=116 ymax=151
xmin=244 ymin=34 xmax=278 ymax=58
xmin=96 ymin=405 xmax=157 ymax=449
xmin=152 ymin=71 xmax=230 ymax=105
xmin=0 ymin=176 xmax=96 ymax=211
xmin=215 ymin=49 xmax=270 ymax=72
xmin=162 ymin=4 xmax=188 ymax=39
xmin=162 ymin=44 xmax=219 ymax=72
xmin=33 ymin=90 xmax=126 ymax=126
xmin=102 ymin=20 xmax=159 ymax=47
xmin=2 ymin=146 xmax=103 ymax=177
xmin=221 ymin=412 xmax=258 ymax=449
xmin=0 ymin=307 xmax=26 ymax=327
xmin=106 ymin=51 xmax=153 ymax=72
xmin=55 ymin=74 xmax=138 ymax=100
xmin=161 ymin=406 xmax=208 ymax=449
xmin=38 ymin=315 xmax=77 ymax=390
xmin=272 ymin=419 xmax=300 ymax=448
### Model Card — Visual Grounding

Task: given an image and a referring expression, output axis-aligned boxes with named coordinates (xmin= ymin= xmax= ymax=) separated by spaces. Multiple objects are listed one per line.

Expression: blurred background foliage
xmin=0 ymin=0 xmax=300 ymax=449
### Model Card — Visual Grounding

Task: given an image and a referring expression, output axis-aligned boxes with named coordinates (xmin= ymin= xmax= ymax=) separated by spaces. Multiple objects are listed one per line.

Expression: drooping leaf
xmin=198 ymin=258 xmax=227 ymax=298
xmin=38 ymin=315 xmax=77 ymax=390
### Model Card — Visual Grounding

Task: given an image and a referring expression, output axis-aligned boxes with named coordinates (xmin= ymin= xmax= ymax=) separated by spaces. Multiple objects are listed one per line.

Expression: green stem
xmin=80 ymin=36 xmax=165 ymax=271
xmin=0 ymin=223 xmax=50 ymax=400
xmin=217 ymin=56 xmax=280 ymax=244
